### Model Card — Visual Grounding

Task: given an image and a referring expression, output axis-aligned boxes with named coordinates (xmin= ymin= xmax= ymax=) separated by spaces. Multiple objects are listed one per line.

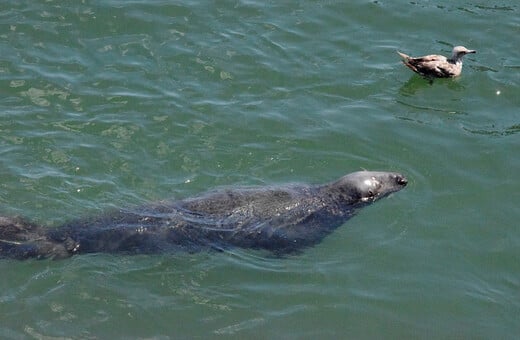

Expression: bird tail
xmin=396 ymin=51 xmax=410 ymax=60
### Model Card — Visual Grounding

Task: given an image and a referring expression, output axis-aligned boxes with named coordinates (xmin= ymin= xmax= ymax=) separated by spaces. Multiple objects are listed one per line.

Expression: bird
xmin=397 ymin=46 xmax=476 ymax=78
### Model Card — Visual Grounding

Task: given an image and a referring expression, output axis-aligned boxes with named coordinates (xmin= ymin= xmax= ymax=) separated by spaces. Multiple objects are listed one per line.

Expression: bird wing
xmin=433 ymin=64 xmax=457 ymax=77
xmin=402 ymin=54 xmax=456 ymax=77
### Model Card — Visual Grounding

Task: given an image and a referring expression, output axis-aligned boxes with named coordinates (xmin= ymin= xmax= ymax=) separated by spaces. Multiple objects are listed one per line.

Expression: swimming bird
xmin=397 ymin=46 xmax=476 ymax=78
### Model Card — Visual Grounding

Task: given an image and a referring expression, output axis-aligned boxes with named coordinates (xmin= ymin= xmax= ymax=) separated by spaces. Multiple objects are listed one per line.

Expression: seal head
xmin=327 ymin=171 xmax=407 ymax=206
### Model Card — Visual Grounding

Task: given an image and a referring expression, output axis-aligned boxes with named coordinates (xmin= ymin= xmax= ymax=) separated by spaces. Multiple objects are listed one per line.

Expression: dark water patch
xmin=462 ymin=123 xmax=520 ymax=137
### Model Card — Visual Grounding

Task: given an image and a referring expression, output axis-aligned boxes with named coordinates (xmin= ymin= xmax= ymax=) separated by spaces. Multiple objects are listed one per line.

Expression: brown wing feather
xmin=398 ymin=52 xmax=452 ymax=77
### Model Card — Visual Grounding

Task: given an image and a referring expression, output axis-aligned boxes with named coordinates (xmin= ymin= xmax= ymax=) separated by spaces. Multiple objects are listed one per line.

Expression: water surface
xmin=0 ymin=1 xmax=518 ymax=338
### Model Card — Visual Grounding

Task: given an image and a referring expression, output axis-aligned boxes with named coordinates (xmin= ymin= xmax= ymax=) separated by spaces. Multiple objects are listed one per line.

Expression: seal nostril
xmin=397 ymin=175 xmax=408 ymax=186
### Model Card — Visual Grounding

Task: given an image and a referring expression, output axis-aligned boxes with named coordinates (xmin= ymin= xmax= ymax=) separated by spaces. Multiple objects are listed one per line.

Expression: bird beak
xmin=467 ymin=50 xmax=476 ymax=54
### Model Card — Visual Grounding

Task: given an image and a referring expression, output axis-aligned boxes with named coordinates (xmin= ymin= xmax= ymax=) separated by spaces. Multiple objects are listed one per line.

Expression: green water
xmin=0 ymin=1 xmax=519 ymax=338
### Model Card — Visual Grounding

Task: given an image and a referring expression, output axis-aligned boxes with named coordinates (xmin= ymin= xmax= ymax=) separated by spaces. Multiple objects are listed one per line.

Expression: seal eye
xmin=367 ymin=189 xmax=374 ymax=197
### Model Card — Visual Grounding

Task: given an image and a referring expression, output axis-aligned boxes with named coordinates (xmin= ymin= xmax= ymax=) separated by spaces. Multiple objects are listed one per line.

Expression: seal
xmin=0 ymin=171 xmax=407 ymax=260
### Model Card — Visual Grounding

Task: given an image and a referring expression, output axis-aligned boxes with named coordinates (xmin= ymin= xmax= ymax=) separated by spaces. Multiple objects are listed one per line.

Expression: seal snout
xmin=395 ymin=174 xmax=408 ymax=186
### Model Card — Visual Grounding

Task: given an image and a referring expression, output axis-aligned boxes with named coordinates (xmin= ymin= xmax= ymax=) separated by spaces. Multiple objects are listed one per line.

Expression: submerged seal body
xmin=0 ymin=171 xmax=407 ymax=260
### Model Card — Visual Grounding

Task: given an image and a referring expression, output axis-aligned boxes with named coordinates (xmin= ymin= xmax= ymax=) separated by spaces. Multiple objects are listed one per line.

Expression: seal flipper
xmin=0 ymin=216 xmax=76 ymax=260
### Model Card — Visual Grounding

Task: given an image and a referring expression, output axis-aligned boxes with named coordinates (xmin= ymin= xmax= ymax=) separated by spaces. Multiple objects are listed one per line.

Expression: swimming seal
xmin=0 ymin=171 xmax=407 ymax=260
